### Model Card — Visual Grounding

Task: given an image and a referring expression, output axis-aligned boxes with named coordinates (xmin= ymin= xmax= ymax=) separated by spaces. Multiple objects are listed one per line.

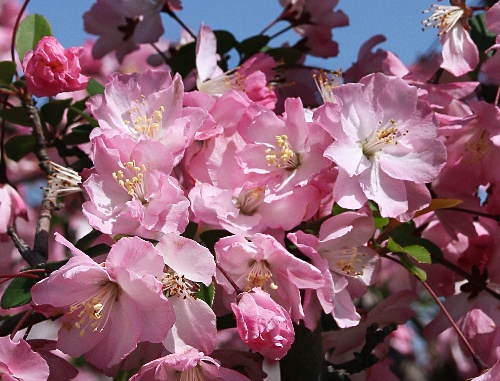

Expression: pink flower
xmin=471 ymin=358 xmax=500 ymax=380
xmin=130 ymin=346 xmax=251 ymax=381
xmin=82 ymin=134 xmax=189 ymax=239
xmin=422 ymin=1 xmax=478 ymax=76
xmin=21 ymin=36 xmax=89 ymax=97
xmin=157 ymin=233 xmax=217 ymax=355
xmin=83 ymin=0 xmax=164 ymax=62
xmin=0 ymin=337 xmax=50 ymax=381
xmin=314 ymin=73 xmax=447 ymax=218
xmin=195 ymin=25 xmax=277 ymax=108
xmin=87 ymin=69 xmax=209 ymax=164
xmin=232 ymin=287 xmax=295 ymax=360
xmin=215 ymin=233 xmax=324 ymax=322
xmin=31 ymin=233 xmax=175 ymax=370
xmin=0 ymin=183 xmax=28 ymax=240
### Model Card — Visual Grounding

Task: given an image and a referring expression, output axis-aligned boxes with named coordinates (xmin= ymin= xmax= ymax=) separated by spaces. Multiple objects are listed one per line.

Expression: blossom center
xmin=422 ymin=4 xmax=465 ymax=35
xmin=123 ymin=95 xmax=164 ymax=139
xmin=45 ymin=162 xmax=82 ymax=198
xmin=112 ymin=160 xmax=148 ymax=203
xmin=246 ymin=260 xmax=278 ymax=291
xmin=265 ymin=135 xmax=300 ymax=171
xmin=362 ymin=119 xmax=406 ymax=157
xmin=464 ymin=130 xmax=491 ymax=162
xmin=234 ymin=187 xmax=265 ymax=216
xmin=179 ymin=365 xmax=205 ymax=381
xmin=313 ymin=70 xmax=342 ymax=104
xmin=161 ymin=268 xmax=200 ymax=299
xmin=334 ymin=247 xmax=367 ymax=277
xmin=68 ymin=280 xmax=120 ymax=336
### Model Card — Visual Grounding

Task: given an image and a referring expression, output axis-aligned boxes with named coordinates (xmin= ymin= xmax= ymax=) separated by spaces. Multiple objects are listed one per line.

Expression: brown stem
xmin=420 ymin=281 xmax=485 ymax=374
xmin=216 ymin=263 xmax=243 ymax=294
xmin=22 ymin=99 xmax=51 ymax=174
xmin=8 ymin=227 xmax=46 ymax=267
xmin=9 ymin=308 xmax=32 ymax=340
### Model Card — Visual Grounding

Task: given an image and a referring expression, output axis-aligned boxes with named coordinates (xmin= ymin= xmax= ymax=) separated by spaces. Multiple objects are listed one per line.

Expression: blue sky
xmin=27 ymin=1 xmax=440 ymax=73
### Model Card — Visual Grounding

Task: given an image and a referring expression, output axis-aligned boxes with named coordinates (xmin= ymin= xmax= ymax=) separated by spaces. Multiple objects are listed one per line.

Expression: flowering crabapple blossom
xmin=314 ymin=73 xmax=447 ymax=218
xmin=195 ymin=24 xmax=277 ymax=108
xmin=21 ymin=36 xmax=89 ymax=98
xmin=83 ymin=0 xmax=164 ymax=62
xmin=288 ymin=210 xmax=379 ymax=329
xmin=279 ymin=0 xmax=349 ymax=58
xmin=215 ymin=233 xmax=324 ymax=322
xmin=0 ymin=183 xmax=27 ymax=240
xmin=130 ymin=345 xmax=252 ymax=381
xmin=87 ymin=69 xmax=210 ymax=163
xmin=157 ymin=233 xmax=217 ymax=355
xmin=0 ymin=336 xmax=50 ymax=380
xmin=232 ymin=287 xmax=295 ymax=360
xmin=82 ymin=134 xmax=189 ymax=239
xmin=31 ymin=233 xmax=175 ymax=370
xmin=422 ymin=0 xmax=479 ymax=76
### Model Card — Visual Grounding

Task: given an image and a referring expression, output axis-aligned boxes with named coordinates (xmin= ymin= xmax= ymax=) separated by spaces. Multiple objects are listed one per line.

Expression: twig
xmin=8 ymin=227 xmax=45 ymax=267
xmin=216 ymin=263 xmax=243 ymax=294
xmin=10 ymin=0 xmax=30 ymax=81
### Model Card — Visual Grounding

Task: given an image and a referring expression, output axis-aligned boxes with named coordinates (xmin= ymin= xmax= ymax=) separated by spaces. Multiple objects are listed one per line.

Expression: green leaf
xmin=63 ymin=124 xmax=94 ymax=145
xmin=402 ymin=245 xmax=431 ymax=264
xmin=0 ymin=61 xmax=17 ymax=86
xmin=1 ymin=276 xmax=38 ymax=309
xmin=469 ymin=13 xmax=497 ymax=54
xmin=214 ymin=30 xmax=238 ymax=55
xmin=5 ymin=134 xmax=35 ymax=161
xmin=199 ymin=229 xmax=232 ymax=252
xmin=75 ymin=229 xmax=103 ymax=251
xmin=84 ymin=244 xmax=111 ymax=258
xmin=15 ymin=14 xmax=53 ymax=60
xmin=196 ymin=282 xmax=215 ymax=306
xmin=66 ymin=97 xmax=89 ymax=124
xmin=0 ymin=106 xmax=33 ymax=127
xmin=86 ymin=78 xmax=105 ymax=96
xmin=238 ymin=35 xmax=270 ymax=61
xmin=68 ymin=105 xmax=98 ymax=127
xmin=41 ymin=98 xmax=72 ymax=127
xmin=374 ymin=216 xmax=390 ymax=230
xmin=169 ymin=42 xmax=196 ymax=78
xmin=396 ymin=252 xmax=427 ymax=282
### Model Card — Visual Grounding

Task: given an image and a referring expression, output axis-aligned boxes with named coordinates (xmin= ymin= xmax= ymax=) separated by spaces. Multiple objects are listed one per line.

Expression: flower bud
xmin=22 ymin=36 xmax=89 ymax=97
xmin=231 ymin=287 xmax=294 ymax=360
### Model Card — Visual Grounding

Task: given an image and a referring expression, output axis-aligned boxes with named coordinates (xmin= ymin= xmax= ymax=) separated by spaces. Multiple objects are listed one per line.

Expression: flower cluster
xmin=1 ymin=0 xmax=500 ymax=380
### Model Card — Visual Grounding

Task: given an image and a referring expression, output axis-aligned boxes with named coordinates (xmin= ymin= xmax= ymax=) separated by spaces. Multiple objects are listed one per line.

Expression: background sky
xmin=26 ymin=0 xmax=444 ymax=73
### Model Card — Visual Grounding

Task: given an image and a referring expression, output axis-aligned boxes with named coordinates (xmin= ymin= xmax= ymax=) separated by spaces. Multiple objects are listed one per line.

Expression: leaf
xmin=41 ymin=98 xmax=72 ymax=127
xmin=68 ymin=105 xmax=98 ymax=127
xmin=66 ymin=97 xmax=89 ymax=124
xmin=396 ymin=252 xmax=427 ymax=282
xmin=238 ymin=35 xmax=270 ymax=61
xmin=199 ymin=229 xmax=232 ymax=252
xmin=265 ymin=47 xmax=303 ymax=66
xmin=196 ymin=282 xmax=215 ymax=306
xmin=15 ymin=14 xmax=53 ymax=60
xmin=84 ymin=244 xmax=111 ymax=258
xmin=5 ymin=134 xmax=35 ymax=161
xmin=0 ymin=61 xmax=17 ymax=86
xmin=75 ymin=229 xmax=103 ymax=251
xmin=214 ymin=30 xmax=238 ymax=55
xmin=86 ymin=78 xmax=105 ymax=96
xmin=469 ymin=13 xmax=497 ymax=54
xmin=63 ymin=124 xmax=94 ymax=145
xmin=169 ymin=42 xmax=196 ymax=78
xmin=0 ymin=106 xmax=33 ymax=127
xmin=414 ymin=198 xmax=464 ymax=218
xmin=387 ymin=237 xmax=431 ymax=264
xmin=1 ymin=276 xmax=38 ymax=309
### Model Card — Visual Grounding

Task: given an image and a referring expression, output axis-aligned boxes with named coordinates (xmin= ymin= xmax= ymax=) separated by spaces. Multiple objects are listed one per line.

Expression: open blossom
xmin=232 ymin=287 xmax=295 ymax=360
xmin=0 ymin=337 xmax=50 ymax=381
xmin=31 ymin=234 xmax=175 ymax=370
xmin=87 ymin=69 xmax=209 ymax=163
xmin=82 ymin=134 xmax=189 ymax=239
xmin=215 ymin=233 xmax=324 ymax=322
xmin=314 ymin=73 xmax=447 ymax=218
xmin=0 ymin=183 xmax=28 ymax=240
xmin=22 ymin=36 xmax=89 ymax=97
xmin=422 ymin=1 xmax=478 ymax=76
xmin=195 ymin=24 xmax=277 ymax=108
xmin=130 ymin=346 xmax=251 ymax=381
xmin=83 ymin=0 xmax=164 ymax=62
xmin=158 ymin=233 xmax=217 ymax=355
